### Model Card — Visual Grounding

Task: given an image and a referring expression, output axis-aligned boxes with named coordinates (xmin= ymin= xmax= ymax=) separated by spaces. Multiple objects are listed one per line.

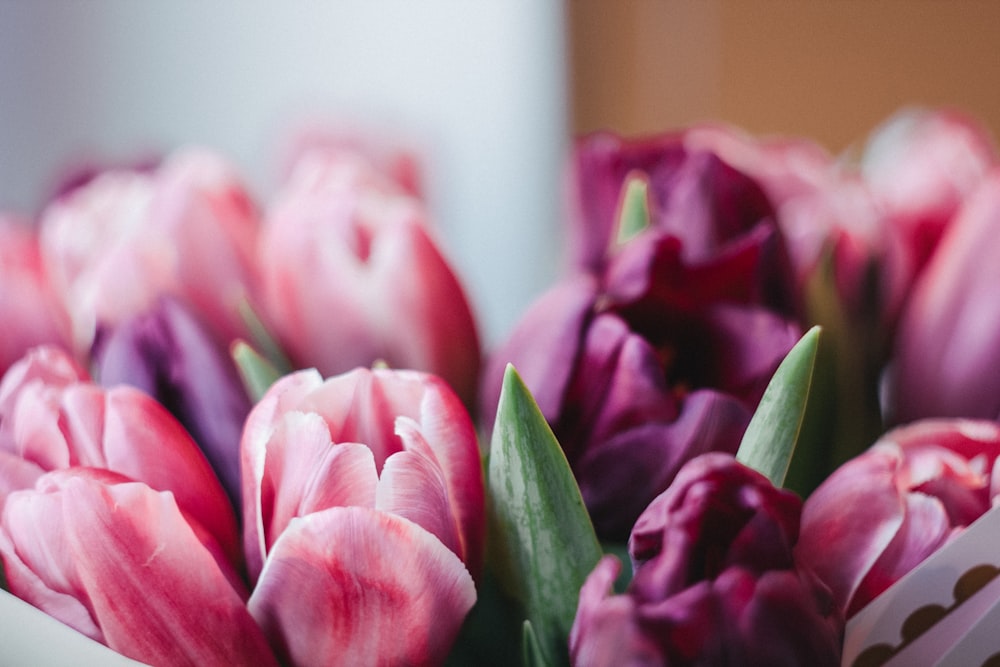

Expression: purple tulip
xmin=796 ymin=419 xmax=1000 ymax=618
xmin=569 ymin=454 xmax=843 ymax=666
xmin=92 ymin=296 xmax=251 ymax=506
xmin=568 ymin=127 xmax=801 ymax=313
xmin=483 ymin=229 xmax=801 ymax=540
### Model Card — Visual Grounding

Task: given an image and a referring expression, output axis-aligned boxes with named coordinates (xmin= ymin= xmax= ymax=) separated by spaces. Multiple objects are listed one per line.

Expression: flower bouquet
xmin=2 ymin=109 xmax=1000 ymax=666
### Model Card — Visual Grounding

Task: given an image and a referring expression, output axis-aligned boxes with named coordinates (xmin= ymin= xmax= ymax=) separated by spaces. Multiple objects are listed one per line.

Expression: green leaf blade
xmin=736 ymin=326 xmax=822 ymax=488
xmin=487 ymin=364 xmax=602 ymax=667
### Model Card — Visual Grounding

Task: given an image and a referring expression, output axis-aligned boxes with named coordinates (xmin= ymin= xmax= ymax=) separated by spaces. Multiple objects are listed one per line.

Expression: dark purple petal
xmin=479 ymin=275 xmax=598 ymax=427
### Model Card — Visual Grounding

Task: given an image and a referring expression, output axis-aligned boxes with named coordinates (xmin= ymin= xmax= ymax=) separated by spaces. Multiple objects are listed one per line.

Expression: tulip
xmin=241 ymin=366 xmax=483 ymax=665
xmin=483 ymin=228 xmax=801 ymax=540
xmin=93 ymin=296 xmax=251 ymax=506
xmin=0 ymin=345 xmax=240 ymax=568
xmin=38 ymin=147 xmax=261 ymax=354
xmin=569 ymin=126 xmax=806 ymax=314
xmin=569 ymin=454 xmax=843 ymax=666
xmin=796 ymin=419 xmax=1000 ymax=618
xmin=861 ymin=108 xmax=998 ymax=290
xmin=0 ymin=468 xmax=277 ymax=666
xmin=887 ymin=173 xmax=1000 ymax=422
xmin=0 ymin=216 xmax=72 ymax=377
xmin=257 ymin=145 xmax=481 ymax=406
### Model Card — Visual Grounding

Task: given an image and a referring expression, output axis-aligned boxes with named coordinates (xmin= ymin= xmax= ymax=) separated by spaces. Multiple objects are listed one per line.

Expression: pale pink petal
xmin=246 ymin=410 xmax=378 ymax=582
xmin=377 ymin=418 xmax=461 ymax=559
xmin=412 ymin=380 xmax=485 ymax=573
xmin=249 ymin=506 xmax=475 ymax=667
xmin=0 ymin=451 xmax=45 ymax=511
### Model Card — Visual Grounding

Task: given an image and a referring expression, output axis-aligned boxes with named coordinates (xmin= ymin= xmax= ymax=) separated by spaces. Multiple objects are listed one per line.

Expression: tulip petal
xmin=576 ymin=391 xmax=749 ymax=541
xmin=796 ymin=447 xmax=906 ymax=615
xmin=247 ymin=409 xmax=378 ymax=580
xmin=378 ymin=417 xmax=461 ymax=559
xmin=847 ymin=491 xmax=952 ymax=616
xmin=569 ymin=556 xmax=662 ymax=667
xmin=480 ymin=275 xmax=598 ymax=427
xmin=250 ymin=506 xmax=475 ymax=667
xmin=2 ymin=470 xmax=276 ymax=666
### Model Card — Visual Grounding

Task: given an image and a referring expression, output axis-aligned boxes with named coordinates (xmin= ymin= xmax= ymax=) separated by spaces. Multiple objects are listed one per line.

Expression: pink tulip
xmin=241 ymin=366 xmax=483 ymax=665
xmin=796 ymin=419 xmax=1000 ymax=618
xmin=257 ymin=146 xmax=481 ymax=406
xmin=0 ymin=468 xmax=277 ymax=666
xmin=888 ymin=173 xmax=1000 ymax=422
xmin=0 ymin=345 xmax=240 ymax=569
xmin=38 ymin=147 xmax=261 ymax=353
xmin=861 ymin=108 xmax=998 ymax=290
xmin=0 ymin=216 xmax=72 ymax=377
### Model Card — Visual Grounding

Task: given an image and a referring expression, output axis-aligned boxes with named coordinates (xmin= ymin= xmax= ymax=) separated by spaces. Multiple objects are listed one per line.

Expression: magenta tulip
xmin=38 ymin=147 xmax=261 ymax=353
xmin=0 ymin=468 xmax=276 ymax=666
xmin=570 ymin=454 xmax=842 ymax=666
xmin=483 ymin=229 xmax=800 ymax=540
xmin=0 ymin=345 xmax=240 ymax=568
xmin=796 ymin=419 xmax=1000 ymax=618
xmin=240 ymin=366 xmax=483 ymax=665
xmin=0 ymin=216 xmax=72 ymax=377
xmin=256 ymin=145 xmax=481 ymax=406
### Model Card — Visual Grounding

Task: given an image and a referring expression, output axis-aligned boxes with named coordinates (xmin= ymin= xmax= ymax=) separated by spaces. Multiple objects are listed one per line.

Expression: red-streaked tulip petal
xmin=100 ymin=386 xmax=240 ymax=566
xmin=377 ymin=417 xmax=462 ymax=559
xmin=796 ymin=446 xmax=906 ymax=615
xmin=250 ymin=506 xmax=475 ymax=667
xmin=373 ymin=222 xmax=481 ymax=405
xmin=247 ymin=409 xmax=378 ymax=581
xmin=412 ymin=375 xmax=485 ymax=575
xmin=2 ymin=470 xmax=275 ymax=666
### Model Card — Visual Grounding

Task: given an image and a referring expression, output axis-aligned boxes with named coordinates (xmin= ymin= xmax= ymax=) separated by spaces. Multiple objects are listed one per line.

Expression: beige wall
xmin=570 ymin=1 xmax=1000 ymax=151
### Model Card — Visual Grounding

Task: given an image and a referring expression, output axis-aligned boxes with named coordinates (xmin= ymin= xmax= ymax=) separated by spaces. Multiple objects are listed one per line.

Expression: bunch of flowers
xmin=1 ymin=108 xmax=998 ymax=666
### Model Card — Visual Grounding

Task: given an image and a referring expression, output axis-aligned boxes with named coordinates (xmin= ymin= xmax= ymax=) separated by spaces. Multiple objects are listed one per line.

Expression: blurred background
xmin=2 ymin=1 xmax=998 ymax=344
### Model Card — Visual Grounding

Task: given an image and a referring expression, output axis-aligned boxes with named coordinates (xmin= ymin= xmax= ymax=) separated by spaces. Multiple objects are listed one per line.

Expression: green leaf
xmin=231 ymin=340 xmax=282 ymax=402
xmin=487 ymin=364 xmax=603 ymax=667
xmin=615 ymin=176 xmax=650 ymax=246
xmin=736 ymin=326 xmax=821 ymax=487
xmin=522 ymin=621 xmax=550 ymax=667
xmin=237 ymin=298 xmax=294 ymax=375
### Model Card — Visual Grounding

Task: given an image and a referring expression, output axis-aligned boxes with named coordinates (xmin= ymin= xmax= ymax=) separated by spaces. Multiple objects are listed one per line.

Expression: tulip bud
xmin=570 ymin=454 xmax=843 ymax=666
xmin=257 ymin=146 xmax=481 ymax=407
xmin=38 ymin=148 xmax=261 ymax=353
xmin=797 ymin=419 xmax=1000 ymax=618
xmin=93 ymin=296 xmax=251 ymax=506
xmin=0 ymin=468 xmax=277 ymax=666
xmin=241 ymin=366 xmax=483 ymax=665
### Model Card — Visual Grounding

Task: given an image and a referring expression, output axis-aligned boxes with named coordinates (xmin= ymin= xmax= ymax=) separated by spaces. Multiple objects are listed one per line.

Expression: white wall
xmin=0 ymin=1 xmax=568 ymax=346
